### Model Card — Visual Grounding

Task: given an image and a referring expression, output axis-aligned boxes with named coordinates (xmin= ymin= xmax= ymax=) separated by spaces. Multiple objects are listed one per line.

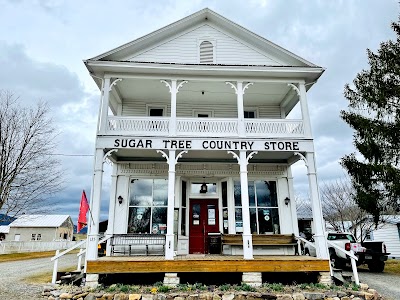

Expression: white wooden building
xmin=83 ymin=8 xmax=330 ymax=286
xmin=6 ymin=215 xmax=74 ymax=242
xmin=366 ymin=215 xmax=400 ymax=259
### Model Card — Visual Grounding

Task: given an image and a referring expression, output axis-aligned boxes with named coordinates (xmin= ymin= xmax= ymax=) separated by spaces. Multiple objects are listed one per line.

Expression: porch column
xmin=161 ymin=80 xmax=188 ymax=136
xmin=226 ymin=81 xmax=253 ymax=137
xmin=106 ymin=164 xmax=118 ymax=255
xmin=86 ymin=149 xmax=105 ymax=264
xmin=228 ymin=150 xmax=258 ymax=259
xmin=157 ymin=149 xmax=187 ymax=260
xmin=287 ymin=168 xmax=299 ymax=236
xmin=296 ymin=152 xmax=329 ymax=259
xmin=99 ymin=77 xmax=110 ymax=134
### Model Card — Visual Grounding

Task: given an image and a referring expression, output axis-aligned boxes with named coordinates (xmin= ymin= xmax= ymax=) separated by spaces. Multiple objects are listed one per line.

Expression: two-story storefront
xmin=83 ymin=8 xmax=330 ymax=287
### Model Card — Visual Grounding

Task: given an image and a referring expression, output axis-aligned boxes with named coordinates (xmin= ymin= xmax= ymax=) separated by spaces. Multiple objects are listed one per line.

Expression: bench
xmin=110 ymin=234 xmax=166 ymax=256
xmin=221 ymin=234 xmax=297 ymax=254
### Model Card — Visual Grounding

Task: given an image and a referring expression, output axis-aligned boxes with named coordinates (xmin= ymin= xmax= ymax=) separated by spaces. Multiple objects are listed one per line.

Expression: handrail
xmin=326 ymin=241 xmax=358 ymax=260
xmin=327 ymin=240 xmax=359 ymax=285
xmin=51 ymin=239 xmax=86 ymax=261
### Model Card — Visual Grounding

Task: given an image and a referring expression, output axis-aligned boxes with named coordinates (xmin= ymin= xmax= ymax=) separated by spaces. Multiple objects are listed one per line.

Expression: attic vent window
xmin=199 ymin=41 xmax=214 ymax=64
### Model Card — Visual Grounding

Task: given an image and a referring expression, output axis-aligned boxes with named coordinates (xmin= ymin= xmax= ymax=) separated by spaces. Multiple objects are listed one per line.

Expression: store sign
xmin=112 ymin=138 xmax=303 ymax=151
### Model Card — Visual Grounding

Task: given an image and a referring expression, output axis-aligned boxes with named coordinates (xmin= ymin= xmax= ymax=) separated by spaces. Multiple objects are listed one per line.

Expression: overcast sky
xmin=0 ymin=0 xmax=398 ymax=225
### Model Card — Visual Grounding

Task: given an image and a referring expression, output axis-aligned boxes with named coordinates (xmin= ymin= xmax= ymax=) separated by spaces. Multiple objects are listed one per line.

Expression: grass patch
xmin=24 ymin=267 xmax=76 ymax=284
xmin=0 ymin=251 xmax=56 ymax=262
xmin=0 ymin=249 xmax=80 ymax=263
xmin=383 ymin=259 xmax=400 ymax=275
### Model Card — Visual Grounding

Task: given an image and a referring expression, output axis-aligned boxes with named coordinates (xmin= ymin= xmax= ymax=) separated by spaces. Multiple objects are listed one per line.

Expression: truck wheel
xmin=368 ymin=261 xmax=385 ymax=272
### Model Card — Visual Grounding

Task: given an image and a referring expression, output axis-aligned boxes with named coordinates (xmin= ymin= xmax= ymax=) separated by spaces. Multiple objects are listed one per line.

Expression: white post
xmin=299 ymin=83 xmax=313 ymax=138
xmin=166 ymin=150 xmax=176 ymax=260
xmin=287 ymin=168 xmax=300 ymax=236
xmin=86 ymin=149 xmax=104 ymax=265
xmin=99 ymin=77 xmax=110 ymax=134
xmin=52 ymin=249 xmax=60 ymax=284
xmin=306 ymin=152 xmax=329 ymax=259
xmin=77 ymin=248 xmax=83 ymax=271
xmin=350 ymin=250 xmax=360 ymax=285
xmin=239 ymin=151 xmax=253 ymax=259
xmin=106 ymin=164 xmax=118 ymax=256
xmin=170 ymin=80 xmax=177 ymax=136
xmin=237 ymin=82 xmax=245 ymax=137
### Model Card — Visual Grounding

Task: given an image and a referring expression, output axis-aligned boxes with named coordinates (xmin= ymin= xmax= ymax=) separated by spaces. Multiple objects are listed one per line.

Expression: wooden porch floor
xmin=86 ymin=255 xmax=330 ymax=274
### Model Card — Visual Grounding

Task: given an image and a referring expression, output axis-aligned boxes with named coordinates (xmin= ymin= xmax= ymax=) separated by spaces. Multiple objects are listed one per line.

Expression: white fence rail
xmin=106 ymin=116 xmax=305 ymax=138
xmin=0 ymin=241 xmax=84 ymax=254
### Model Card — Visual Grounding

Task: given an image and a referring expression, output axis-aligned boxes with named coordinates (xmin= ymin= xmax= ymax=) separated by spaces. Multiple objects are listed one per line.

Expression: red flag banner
xmin=77 ymin=190 xmax=89 ymax=233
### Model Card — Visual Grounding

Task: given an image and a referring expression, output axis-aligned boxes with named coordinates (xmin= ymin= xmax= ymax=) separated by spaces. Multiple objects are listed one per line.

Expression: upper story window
xmin=199 ymin=41 xmax=214 ymax=64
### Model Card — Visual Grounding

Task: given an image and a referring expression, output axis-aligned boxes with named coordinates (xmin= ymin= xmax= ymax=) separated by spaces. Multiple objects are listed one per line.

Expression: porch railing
xmin=107 ymin=116 xmax=305 ymax=138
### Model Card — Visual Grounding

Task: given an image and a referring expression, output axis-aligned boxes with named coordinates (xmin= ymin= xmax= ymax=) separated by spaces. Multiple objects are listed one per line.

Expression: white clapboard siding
xmin=129 ymin=25 xmax=281 ymax=66
xmin=122 ymin=99 xmax=280 ymax=119
xmin=372 ymin=225 xmax=400 ymax=258
xmin=122 ymin=100 xmax=171 ymax=116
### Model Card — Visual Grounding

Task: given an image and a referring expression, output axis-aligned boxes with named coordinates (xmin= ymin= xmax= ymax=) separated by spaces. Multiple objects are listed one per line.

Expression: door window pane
xmin=149 ymin=108 xmax=164 ymax=116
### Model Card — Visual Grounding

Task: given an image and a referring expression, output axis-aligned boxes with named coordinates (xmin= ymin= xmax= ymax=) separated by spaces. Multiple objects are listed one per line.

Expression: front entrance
xmin=189 ymin=199 xmax=219 ymax=254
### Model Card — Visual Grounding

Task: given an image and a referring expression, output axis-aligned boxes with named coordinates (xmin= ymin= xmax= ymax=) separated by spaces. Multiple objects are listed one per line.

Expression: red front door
xmin=189 ymin=199 xmax=219 ymax=254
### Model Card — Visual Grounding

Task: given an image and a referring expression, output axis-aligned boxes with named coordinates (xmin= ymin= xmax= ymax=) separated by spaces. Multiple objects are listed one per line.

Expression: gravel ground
xmin=0 ymin=254 xmax=77 ymax=300
xmin=343 ymin=268 xmax=400 ymax=300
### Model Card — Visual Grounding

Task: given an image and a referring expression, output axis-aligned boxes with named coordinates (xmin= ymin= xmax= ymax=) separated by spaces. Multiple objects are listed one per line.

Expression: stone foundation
xmin=163 ymin=273 xmax=180 ymax=287
xmin=242 ymin=272 xmax=262 ymax=287
xmin=85 ymin=274 xmax=99 ymax=288
xmin=318 ymin=272 xmax=332 ymax=286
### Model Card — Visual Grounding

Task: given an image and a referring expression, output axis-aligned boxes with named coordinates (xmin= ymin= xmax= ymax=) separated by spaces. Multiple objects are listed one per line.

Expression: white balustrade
xmin=106 ymin=116 xmax=305 ymax=138
xmin=176 ymin=118 xmax=238 ymax=137
xmin=245 ymin=119 xmax=304 ymax=137
xmin=108 ymin=116 xmax=170 ymax=135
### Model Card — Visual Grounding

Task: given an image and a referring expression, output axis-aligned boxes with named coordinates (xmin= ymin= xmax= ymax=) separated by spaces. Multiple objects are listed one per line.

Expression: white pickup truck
xmin=304 ymin=232 xmax=389 ymax=272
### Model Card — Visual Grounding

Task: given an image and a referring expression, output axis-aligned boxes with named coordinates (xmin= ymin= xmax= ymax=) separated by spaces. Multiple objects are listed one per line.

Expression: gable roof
xmin=88 ymin=8 xmax=318 ymax=68
xmin=9 ymin=215 xmax=72 ymax=228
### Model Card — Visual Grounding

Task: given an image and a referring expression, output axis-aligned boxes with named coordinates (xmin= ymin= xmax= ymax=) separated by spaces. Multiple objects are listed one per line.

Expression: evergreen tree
xmin=341 ymin=19 xmax=400 ymax=223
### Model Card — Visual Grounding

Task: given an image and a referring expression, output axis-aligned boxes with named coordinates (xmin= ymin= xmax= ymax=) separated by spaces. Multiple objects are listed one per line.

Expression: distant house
xmin=7 ymin=215 xmax=74 ymax=242
xmin=365 ymin=215 xmax=400 ymax=259
xmin=0 ymin=225 xmax=10 ymax=241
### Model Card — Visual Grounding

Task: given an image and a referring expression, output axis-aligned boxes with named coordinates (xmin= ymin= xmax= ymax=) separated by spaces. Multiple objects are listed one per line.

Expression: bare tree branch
xmin=0 ymin=91 xmax=64 ymax=221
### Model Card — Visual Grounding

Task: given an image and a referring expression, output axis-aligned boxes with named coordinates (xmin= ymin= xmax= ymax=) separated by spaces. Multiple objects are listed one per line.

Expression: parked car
xmin=304 ymin=232 xmax=390 ymax=272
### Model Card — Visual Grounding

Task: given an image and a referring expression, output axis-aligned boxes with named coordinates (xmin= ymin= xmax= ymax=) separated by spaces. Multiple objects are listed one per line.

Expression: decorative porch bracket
xmin=161 ymin=80 xmax=188 ymax=136
xmin=226 ymin=82 xmax=253 ymax=137
xmin=157 ymin=149 xmax=188 ymax=260
xmin=228 ymin=150 xmax=258 ymax=259
xmin=287 ymin=83 xmax=300 ymax=96
xmin=99 ymin=78 xmax=123 ymax=134
xmin=294 ymin=152 xmax=329 ymax=259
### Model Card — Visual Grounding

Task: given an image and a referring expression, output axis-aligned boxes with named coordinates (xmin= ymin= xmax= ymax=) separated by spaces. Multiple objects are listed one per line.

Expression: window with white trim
xmin=234 ymin=180 xmax=280 ymax=234
xmin=199 ymin=41 xmax=214 ymax=64
xmin=128 ymin=179 xmax=168 ymax=234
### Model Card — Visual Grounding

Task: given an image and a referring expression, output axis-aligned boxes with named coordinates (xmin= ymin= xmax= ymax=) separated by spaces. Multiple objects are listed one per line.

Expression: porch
xmin=86 ymin=254 xmax=330 ymax=274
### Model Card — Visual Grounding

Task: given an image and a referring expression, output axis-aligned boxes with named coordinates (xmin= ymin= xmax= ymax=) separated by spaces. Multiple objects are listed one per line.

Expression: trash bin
xmin=208 ymin=233 xmax=221 ymax=254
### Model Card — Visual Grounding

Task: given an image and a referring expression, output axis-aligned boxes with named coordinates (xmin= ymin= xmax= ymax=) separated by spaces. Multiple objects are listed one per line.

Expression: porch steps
xmin=331 ymin=268 xmax=352 ymax=285
xmin=59 ymin=270 xmax=84 ymax=285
